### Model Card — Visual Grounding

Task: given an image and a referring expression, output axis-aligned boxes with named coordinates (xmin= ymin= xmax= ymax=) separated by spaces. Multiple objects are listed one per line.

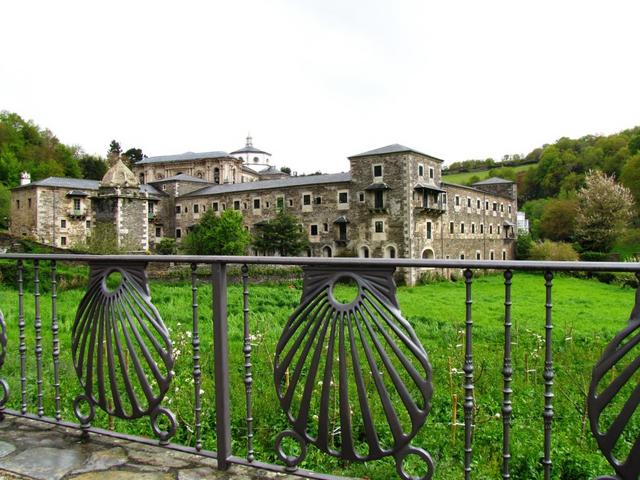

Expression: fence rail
xmin=0 ymin=253 xmax=638 ymax=479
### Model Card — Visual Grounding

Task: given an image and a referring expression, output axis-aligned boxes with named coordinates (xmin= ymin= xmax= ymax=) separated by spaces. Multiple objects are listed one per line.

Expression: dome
xmin=101 ymin=158 xmax=139 ymax=187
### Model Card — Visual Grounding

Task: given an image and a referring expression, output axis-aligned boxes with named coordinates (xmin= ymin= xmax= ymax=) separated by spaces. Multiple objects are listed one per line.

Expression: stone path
xmin=0 ymin=416 xmax=299 ymax=480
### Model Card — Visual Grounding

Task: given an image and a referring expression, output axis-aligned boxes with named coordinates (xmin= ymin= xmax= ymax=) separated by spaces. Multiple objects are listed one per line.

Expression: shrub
xmin=528 ymin=240 xmax=579 ymax=261
xmin=516 ymin=232 xmax=533 ymax=259
xmin=156 ymin=238 xmax=177 ymax=255
xmin=580 ymin=251 xmax=608 ymax=262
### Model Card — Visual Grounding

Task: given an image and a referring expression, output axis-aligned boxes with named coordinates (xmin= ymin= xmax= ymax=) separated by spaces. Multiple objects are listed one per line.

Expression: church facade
xmin=9 ymin=138 xmax=517 ymax=283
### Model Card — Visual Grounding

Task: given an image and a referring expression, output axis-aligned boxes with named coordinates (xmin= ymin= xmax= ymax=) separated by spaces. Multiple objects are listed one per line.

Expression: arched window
xmin=253 ymin=157 xmax=259 ymax=163
xmin=138 ymin=173 xmax=145 ymax=184
xmin=386 ymin=246 xmax=396 ymax=258
xmin=322 ymin=246 xmax=332 ymax=257
xmin=421 ymin=249 xmax=434 ymax=259
xmin=359 ymin=246 xmax=370 ymax=258
xmin=232 ymin=168 xmax=237 ymax=183
xmin=214 ymin=167 xmax=220 ymax=184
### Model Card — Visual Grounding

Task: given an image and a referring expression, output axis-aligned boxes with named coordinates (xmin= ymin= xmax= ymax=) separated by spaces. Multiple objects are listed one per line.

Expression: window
xmin=310 ymin=225 xmax=318 ymax=236
xmin=28 ymin=198 xmax=31 ymax=208
xmin=485 ymin=201 xmax=489 ymax=210
xmin=222 ymin=203 xmax=226 ymax=210
xmin=477 ymin=199 xmax=481 ymax=209
xmin=61 ymin=237 xmax=67 ymax=246
xmin=303 ymin=194 xmax=311 ymax=205
xmin=276 ymin=196 xmax=284 ymax=210
xmin=374 ymin=191 xmax=384 ymax=209
xmin=176 ymin=229 xmax=182 ymax=238
xmin=266 ymin=202 xmax=270 ymax=208
xmin=375 ymin=221 xmax=384 ymax=233
xmin=60 ymin=219 xmax=66 ymax=228
xmin=429 ymin=167 xmax=434 ymax=179
xmin=74 ymin=198 xmax=81 ymax=210
xmin=253 ymin=198 xmax=261 ymax=209
xmin=460 ymin=253 xmax=465 ymax=260
xmin=455 ymin=195 xmax=460 ymax=206
xmin=16 ymin=200 xmax=20 ymax=209
xmin=338 ymin=192 xmax=349 ymax=204
xmin=155 ymin=227 xmax=162 ymax=237
xmin=449 ymin=222 xmax=454 ymax=234
xmin=338 ymin=223 xmax=347 ymax=241
xmin=501 ymin=203 xmax=504 ymax=212
xmin=490 ymin=251 xmax=495 ymax=260
xmin=502 ymin=251 xmax=507 ymax=260
xmin=243 ymin=202 xmax=248 ymax=209
xmin=418 ymin=164 xmax=424 ymax=177
xmin=194 ymin=204 xmax=199 ymax=214
xmin=360 ymin=246 xmax=370 ymax=258
xmin=476 ymin=252 xmax=481 ymax=260
xmin=234 ymin=201 xmax=240 ymax=210
xmin=175 ymin=205 xmax=181 ymax=214
xmin=86 ymin=220 xmax=91 ymax=229
xmin=288 ymin=199 xmax=293 ymax=207
xmin=214 ymin=168 xmax=220 ymax=184
xmin=508 ymin=204 xmax=512 ymax=214
xmin=387 ymin=246 xmax=396 ymax=258
xmin=373 ymin=164 xmax=383 ymax=177
xmin=460 ymin=223 xmax=465 ymax=234
xmin=480 ymin=223 xmax=484 ymax=234
xmin=358 ymin=192 xmax=365 ymax=202
xmin=323 ymin=223 xmax=328 ymax=232
xmin=314 ymin=196 xmax=322 ymax=205
xmin=426 ymin=221 xmax=432 ymax=239
xmin=497 ymin=225 xmax=501 ymax=235
xmin=213 ymin=202 xmax=219 ymax=212
xmin=489 ymin=225 xmax=493 ymax=234
xmin=471 ymin=223 xmax=475 ymax=234
xmin=493 ymin=202 xmax=498 ymax=211
xmin=467 ymin=197 xmax=471 ymax=208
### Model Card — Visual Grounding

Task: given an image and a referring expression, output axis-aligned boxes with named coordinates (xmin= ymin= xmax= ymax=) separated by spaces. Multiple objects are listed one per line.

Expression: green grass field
xmin=0 ymin=268 xmax=635 ymax=479
xmin=443 ymin=164 xmax=535 ymax=186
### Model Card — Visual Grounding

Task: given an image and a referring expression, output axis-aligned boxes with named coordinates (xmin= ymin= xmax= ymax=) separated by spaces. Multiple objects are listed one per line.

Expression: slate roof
xmin=181 ymin=172 xmax=351 ymax=198
xmin=135 ymin=151 xmax=230 ymax=165
xmin=472 ymin=176 xmax=514 ymax=185
xmin=259 ymin=165 xmax=286 ymax=175
xmin=230 ymin=145 xmax=271 ymax=155
xmin=149 ymin=174 xmax=213 ymax=184
xmin=12 ymin=176 xmax=166 ymax=197
xmin=12 ymin=177 xmax=100 ymax=190
xmin=349 ymin=144 xmax=445 ymax=162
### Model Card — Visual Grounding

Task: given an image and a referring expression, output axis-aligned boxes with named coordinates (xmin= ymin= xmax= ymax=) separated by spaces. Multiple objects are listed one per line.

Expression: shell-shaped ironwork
xmin=274 ymin=266 xmax=433 ymax=463
xmin=72 ymin=262 xmax=173 ymax=420
xmin=0 ymin=309 xmax=6 ymax=369
xmin=589 ymin=282 xmax=640 ymax=480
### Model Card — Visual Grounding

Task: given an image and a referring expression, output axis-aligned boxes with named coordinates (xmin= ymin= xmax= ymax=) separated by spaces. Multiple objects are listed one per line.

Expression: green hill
xmin=443 ymin=163 xmax=535 ymax=185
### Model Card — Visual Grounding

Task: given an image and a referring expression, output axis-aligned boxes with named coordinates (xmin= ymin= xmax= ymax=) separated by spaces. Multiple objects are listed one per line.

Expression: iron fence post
xmin=212 ymin=262 xmax=231 ymax=470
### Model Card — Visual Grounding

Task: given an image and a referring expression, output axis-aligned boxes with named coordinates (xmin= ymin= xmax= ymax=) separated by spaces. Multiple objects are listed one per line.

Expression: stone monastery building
xmin=10 ymin=136 xmax=517 ymax=282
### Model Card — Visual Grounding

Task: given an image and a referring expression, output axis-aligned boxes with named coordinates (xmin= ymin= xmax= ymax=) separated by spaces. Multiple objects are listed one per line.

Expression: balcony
xmin=414 ymin=204 xmax=446 ymax=215
xmin=67 ymin=208 xmax=86 ymax=218
xmin=0 ymin=253 xmax=636 ymax=479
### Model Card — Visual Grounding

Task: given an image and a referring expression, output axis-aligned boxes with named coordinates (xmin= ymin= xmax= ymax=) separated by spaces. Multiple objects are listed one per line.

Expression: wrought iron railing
xmin=0 ymin=254 xmax=638 ymax=479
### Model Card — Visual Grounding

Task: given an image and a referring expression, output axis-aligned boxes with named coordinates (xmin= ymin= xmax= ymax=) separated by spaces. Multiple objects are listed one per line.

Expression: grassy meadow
xmin=0 ymin=265 xmax=636 ymax=479
xmin=442 ymin=163 xmax=535 ymax=185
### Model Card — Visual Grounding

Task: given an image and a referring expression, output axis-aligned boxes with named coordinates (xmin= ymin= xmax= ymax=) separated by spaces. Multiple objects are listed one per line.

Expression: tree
xmin=574 ymin=170 xmax=635 ymax=252
xmin=122 ymin=147 xmax=145 ymax=168
xmin=109 ymin=140 xmax=122 ymax=155
xmin=182 ymin=209 xmax=250 ymax=255
xmin=253 ymin=210 xmax=309 ymax=256
xmin=539 ymin=198 xmax=578 ymax=241
xmin=280 ymin=166 xmax=291 ymax=175
xmin=79 ymin=154 xmax=108 ymax=180
xmin=620 ymin=153 xmax=640 ymax=206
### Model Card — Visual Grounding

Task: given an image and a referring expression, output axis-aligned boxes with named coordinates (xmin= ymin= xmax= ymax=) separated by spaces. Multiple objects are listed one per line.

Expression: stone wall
xmin=133 ymin=156 xmax=256 ymax=184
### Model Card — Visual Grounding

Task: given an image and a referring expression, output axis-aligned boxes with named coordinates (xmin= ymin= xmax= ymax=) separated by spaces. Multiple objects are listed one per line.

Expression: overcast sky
xmin=1 ymin=0 xmax=639 ymax=173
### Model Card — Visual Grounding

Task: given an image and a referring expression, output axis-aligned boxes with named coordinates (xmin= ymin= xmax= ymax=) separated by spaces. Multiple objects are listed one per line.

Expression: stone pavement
xmin=0 ymin=416 xmax=300 ymax=480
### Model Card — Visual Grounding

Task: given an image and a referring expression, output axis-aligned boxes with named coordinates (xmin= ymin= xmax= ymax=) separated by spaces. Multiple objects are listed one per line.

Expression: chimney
xmin=20 ymin=172 xmax=31 ymax=186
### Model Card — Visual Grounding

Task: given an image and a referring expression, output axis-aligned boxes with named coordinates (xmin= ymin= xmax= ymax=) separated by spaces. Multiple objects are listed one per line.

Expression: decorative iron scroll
xmin=588 ymin=276 xmax=640 ymax=480
xmin=0 ymin=309 xmax=8 ymax=409
xmin=72 ymin=262 xmax=174 ymax=436
xmin=274 ymin=266 xmax=434 ymax=478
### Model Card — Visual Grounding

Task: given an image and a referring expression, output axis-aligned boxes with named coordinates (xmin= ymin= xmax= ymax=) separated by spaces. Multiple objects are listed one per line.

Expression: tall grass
xmin=0 ymin=269 xmax=633 ymax=479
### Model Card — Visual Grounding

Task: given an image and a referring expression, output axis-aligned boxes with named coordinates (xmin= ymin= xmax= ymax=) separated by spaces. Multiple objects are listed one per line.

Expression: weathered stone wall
xmin=93 ymin=187 xmax=149 ymax=251
xmin=11 ymin=187 xmax=92 ymax=248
